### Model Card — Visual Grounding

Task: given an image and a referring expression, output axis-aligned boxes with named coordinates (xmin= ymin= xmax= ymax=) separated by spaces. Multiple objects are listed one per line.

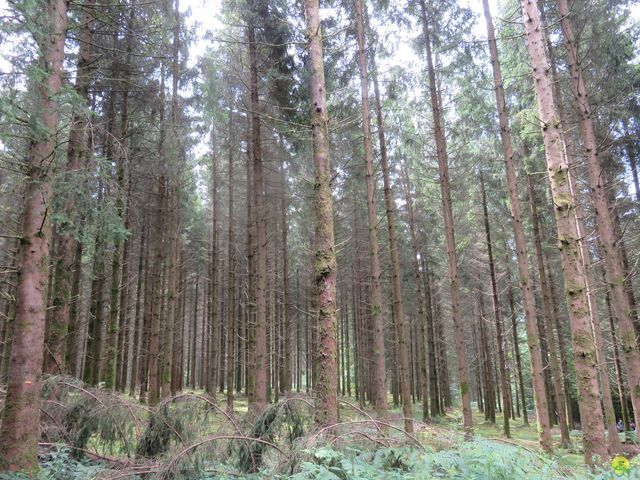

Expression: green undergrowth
xmin=2 ymin=436 xmax=635 ymax=479
xmin=2 ymin=378 xmax=637 ymax=479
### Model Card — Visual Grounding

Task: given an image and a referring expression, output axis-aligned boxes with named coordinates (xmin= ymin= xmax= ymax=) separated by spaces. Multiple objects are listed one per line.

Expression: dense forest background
xmin=0 ymin=0 xmax=639 ymax=477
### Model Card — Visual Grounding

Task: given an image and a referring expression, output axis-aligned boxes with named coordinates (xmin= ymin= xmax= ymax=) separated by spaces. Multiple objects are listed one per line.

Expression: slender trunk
xmin=147 ymin=176 xmax=166 ymax=405
xmin=540 ymin=0 xmax=608 ymax=439
xmin=226 ymin=107 xmax=236 ymax=410
xmin=201 ymin=276 xmax=209 ymax=389
xmin=190 ymin=276 xmax=199 ymax=387
xmin=115 ymin=3 xmax=137 ymax=392
xmin=548 ymin=272 xmax=575 ymax=429
xmin=402 ymin=169 xmax=429 ymax=420
xmin=506 ymin=259 xmax=529 ymax=426
xmin=171 ymin=261 xmax=184 ymax=394
xmin=160 ymin=2 xmax=181 ymax=399
xmin=280 ymin=152 xmax=292 ymax=393
xmin=116 ymin=194 xmax=132 ymax=392
xmin=482 ymin=0 xmax=551 ymax=449
xmin=557 ymin=0 xmax=640 ymax=434
xmin=85 ymin=213 xmax=106 ymax=386
xmin=207 ymin=137 xmax=219 ymax=398
xmin=527 ymin=174 xmax=571 ymax=447
xmin=105 ymin=137 xmax=125 ymax=389
xmin=138 ymin=218 xmax=153 ymax=400
xmin=478 ymin=295 xmax=496 ymax=423
xmin=480 ymin=173 xmax=510 ymax=437
xmin=421 ymin=257 xmax=440 ymax=416
xmin=66 ymin=235 xmax=85 ymax=377
xmin=247 ymin=11 xmax=268 ymax=416
xmin=520 ymin=0 xmax=607 ymax=463
xmin=353 ymin=0 xmax=388 ymax=417
xmin=129 ymin=213 xmax=148 ymax=395
xmin=161 ymin=183 xmax=179 ymax=398
xmin=608 ymin=291 xmax=631 ymax=431
xmin=0 ymin=0 xmax=67 ymax=470
xmin=304 ymin=0 xmax=339 ymax=425
xmin=369 ymin=44 xmax=413 ymax=433
xmin=419 ymin=0 xmax=471 ymax=435
xmin=246 ymin=133 xmax=255 ymax=400
xmin=44 ymin=0 xmax=95 ymax=375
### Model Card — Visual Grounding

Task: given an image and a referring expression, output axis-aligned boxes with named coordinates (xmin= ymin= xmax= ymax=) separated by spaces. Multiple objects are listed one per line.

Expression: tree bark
xmin=402 ymin=168 xmax=430 ymax=421
xmin=505 ymin=256 xmax=529 ymax=426
xmin=129 ymin=212 xmax=148 ymax=396
xmin=247 ymin=8 xmax=268 ymax=416
xmin=527 ymin=174 xmax=571 ymax=448
xmin=44 ymin=0 xmax=95 ymax=375
xmin=519 ymin=0 xmax=607 ymax=464
xmin=0 ymin=0 xmax=67 ymax=470
xmin=206 ymin=133 xmax=219 ymax=399
xmin=478 ymin=295 xmax=496 ymax=423
xmin=367 ymin=43 xmax=413 ymax=433
xmin=226 ymin=102 xmax=236 ymax=410
xmin=479 ymin=173 xmax=510 ymax=437
xmin=481 ymin=0 xmax=552 ymax=449
xmin=277 ymin=155 xmax=292 ymax=394
xmin=304 ymin=0 xmax=339 ymax=425
xmin=419 ymin=0 xmax=472 ymax=435
xmin=557 ymin=0 xmax=640 ymax=435
xmin=353 ymin=0 xmax=388 ymax=417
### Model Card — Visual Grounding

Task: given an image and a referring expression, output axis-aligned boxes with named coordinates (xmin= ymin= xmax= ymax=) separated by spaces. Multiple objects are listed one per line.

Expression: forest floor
xmin=6 ymin=379 xmax=637 ymax=479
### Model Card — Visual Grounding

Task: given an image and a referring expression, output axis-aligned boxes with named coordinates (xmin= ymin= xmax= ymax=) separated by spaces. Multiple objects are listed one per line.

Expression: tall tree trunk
xmin=304 ymin=0 xmax=339 ymax=425
xmin=557 ymin=0 xmax=640 ymax=434
xmin=226 ymin=105 xmax=236 ymax=410
xmin=353 ymin=0 xmax=388 ymax=418
xmin=206 ymin=135 xmax=219 ymax=398
xmin=171 ymin=258 xmax=184 ymax=394
xmin=85 ymin=197 xmax=107 ymax=386
xmin=481 ymin=0 xmax=552 ymax=449
xmin=105 ymin=136 xmax=126 ymax=389
xmin=368 ymin=42 xmax=413 ymax=433
xmin=44 ymin=0 xmax=95 ymax=375
xmin=402 ymin=168 xmax=429 ymax=421
xmin=526 ymin=174 xmax=571 ymax=448
xmin=129 ymin=212 xmax=148 ymax=396
xmin=478 ymin=295 xmax=496 ymax=423
xmin=245 ymin=132 xmax=256 ymax=401
xmin=65 ymin=231 xmax=85 ymax=377
xmin=160 ymin=0 xmax=181 ymax=400
xmin=138 ymin=217 xmax=153 ymax=400
xmin=161 ymin=182 xmax=179 ymax=398
xmin=188 ymin=277 xmax=197 ymax=387
xmin=548 ymin=271 xmax=575 ymax=429
xmin=479 ymin=173 xmax=510 ymax=437
xmin=419 ymin=0 xmax=472 ymax=435
xmin=421 ymin=257 xmax=440 ymax=416
xmin=0 ymin=0 xmax=67 ymax=470
xmin=608 ymin=291 xmax=632 ymax=431
xmin=279 ymin=150 xmax=292 ymax=393
xmin=506 ymin=256 xmax=529 ymax=426
xmin=519 ymin=0 xmax=607 ymax=464
xmin=247 ymin=9 xmax=268 ymax=416
xmin=115 ymin=4 xmax=136 ymax=391
xmin=539 ymin=0 xmax=608 ymax=438
xmin=146 ymin=56 xmax=168 ymax=404
xmin=116 ymin=190 xmax=132 ymax=392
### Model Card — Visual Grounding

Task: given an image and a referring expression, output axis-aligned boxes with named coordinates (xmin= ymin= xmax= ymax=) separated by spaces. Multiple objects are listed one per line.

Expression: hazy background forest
xmin=0 ymin=0 xmax=639 ymax=478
